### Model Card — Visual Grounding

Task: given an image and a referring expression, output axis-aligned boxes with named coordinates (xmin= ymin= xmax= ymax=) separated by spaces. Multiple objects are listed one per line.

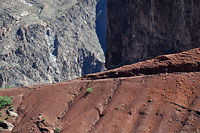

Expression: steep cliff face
xmin=0 ymin=0 xmax=106 ymax=87
xmin=96 ymin=0 xmax=107 ymax=53
xmin=106 ymin=0 xmax=200 ymax=69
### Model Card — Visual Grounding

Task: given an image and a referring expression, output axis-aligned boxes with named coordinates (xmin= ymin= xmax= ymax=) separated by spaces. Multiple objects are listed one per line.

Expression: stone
xmin=0 ymin=0 xmax=107 ymax=87
xmin=7 ymin=110 xmax=18 ymax=117
xmin=106 ymin=0 xmax=200 ymax=69
xmin=0 ymin=120 xmax=14 ymax=131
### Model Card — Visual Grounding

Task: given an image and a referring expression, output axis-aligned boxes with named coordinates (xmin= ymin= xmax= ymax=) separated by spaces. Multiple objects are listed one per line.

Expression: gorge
xmin=0 ymin=0 xmax=200 ymax=132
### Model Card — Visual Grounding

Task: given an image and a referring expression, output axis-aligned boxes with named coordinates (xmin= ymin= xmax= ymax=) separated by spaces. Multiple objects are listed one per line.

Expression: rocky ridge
xmin=0 ymin=0 xmax=106 ymax=88
xmin=0 ymin=48 xmax=200 ymax=132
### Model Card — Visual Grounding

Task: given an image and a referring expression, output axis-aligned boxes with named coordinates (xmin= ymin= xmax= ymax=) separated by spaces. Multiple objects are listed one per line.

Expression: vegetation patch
xmin=82 ymin=87 xmax=93 ymax=98
xmin=54 ymin=127 xmax=60 ymax=133
xmin=0 ymin=96 xmax=12 ymax=109
xmin=41 ymin=118 xmax=46 ymax=123
xmin=87 ymin=87 xmax=93 ymax=93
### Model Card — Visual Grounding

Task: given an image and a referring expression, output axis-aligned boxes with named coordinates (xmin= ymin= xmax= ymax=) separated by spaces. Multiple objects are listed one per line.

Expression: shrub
xmin=87 ymin=88 xmax=93 ymax=93
xmin=54 ymin=127 xmax=60 ymax=133
xmin=0 ymin=96 xmax=12 ymax=109
xmin=41 ymin=118 xmax=46 ymax=123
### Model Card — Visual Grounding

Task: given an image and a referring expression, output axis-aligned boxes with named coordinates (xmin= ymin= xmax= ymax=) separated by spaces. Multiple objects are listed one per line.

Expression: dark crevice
xmin=52 ymin=35 xmax=59 ymax=57
xmin=82 ymin=91 xmax=90 ymax=98
xmin=106 ymin=79 xmax=122 ymax=104
xmin=171 ymin=102 xmax=200 ymax=116
xmin=99 ymin=113 xmax=104 ymax=118
xmin=0 ymin=122 xmax=8 ymax=129
xmin=46 ymin=30 xmax=50 ymax=36
xmin=32 ymin=62 xmax=37 ymax=69
xmin=15 ymin=47 xmax=23 ymax=56
xmin=95 ymin=107 xmax=105 ymax=120
xmin=181 ymin=118 xmax=189 ymax=126
xmin=171 ymin=102 xmax=188 ymax=110
xmin=194 ymin=111 xmax=200 ymax=116
xmin=16 ymin=27 xmax=24 ymax=41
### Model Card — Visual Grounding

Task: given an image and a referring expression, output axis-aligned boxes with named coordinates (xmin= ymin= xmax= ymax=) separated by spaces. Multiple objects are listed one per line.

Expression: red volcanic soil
xmin=0 ymin=48 xmax=200 ymax=133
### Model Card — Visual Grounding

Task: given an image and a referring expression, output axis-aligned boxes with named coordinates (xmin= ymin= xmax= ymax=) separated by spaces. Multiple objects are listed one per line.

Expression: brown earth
xmin=0 ymin=48 xmax=200 ymax=132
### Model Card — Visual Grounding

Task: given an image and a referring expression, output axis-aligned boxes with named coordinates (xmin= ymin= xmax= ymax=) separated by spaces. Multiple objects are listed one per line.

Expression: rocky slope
xmin=0 ymin=48 xmax=200 ymax=132
xmin=106 ymin=0 xmax=200 ymax=69
xmin=0 ymin=0 xmax=106 ymax=88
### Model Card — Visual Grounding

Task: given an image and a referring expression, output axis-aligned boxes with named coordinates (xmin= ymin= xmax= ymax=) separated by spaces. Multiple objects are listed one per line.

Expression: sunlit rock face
xmin=106 ymin=0 xmax=200 ymax=69
xmin=0 ymin=0 xmax=106 ymax=87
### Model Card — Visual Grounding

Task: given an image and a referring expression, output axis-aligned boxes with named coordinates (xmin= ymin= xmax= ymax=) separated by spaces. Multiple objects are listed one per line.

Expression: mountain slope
xmin=0 ymin=48 xmax=200 ymax=132
xmin=0 ymin=0 xmax=105 ymax=88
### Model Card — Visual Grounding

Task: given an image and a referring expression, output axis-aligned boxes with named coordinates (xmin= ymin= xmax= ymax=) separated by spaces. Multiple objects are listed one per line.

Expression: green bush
xmin=41 ymin=118 xmax=46 ymax=123
xmin=54 ymin=127 xmax=60 ymax=133
xmin=0 ymin=96 xmax=12 ymax=109
xmin=87 ymin=88 xmax=93 ymax=93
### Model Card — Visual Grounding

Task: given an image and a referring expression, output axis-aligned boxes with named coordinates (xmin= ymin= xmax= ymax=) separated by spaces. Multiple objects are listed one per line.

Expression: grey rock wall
xmin=0 ymin=0 xmax=106 ymax=87
xmin=106 ymin=0 xmax=200 ymax=69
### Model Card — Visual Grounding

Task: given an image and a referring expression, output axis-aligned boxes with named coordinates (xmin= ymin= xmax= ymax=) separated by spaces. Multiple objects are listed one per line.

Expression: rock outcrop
xmin=84 ymin=48 xmax=200 ymax=79
xmin=0 ymin=48 xmax=200 ymax=132
xmin=106 ymin=0 xmax=200 ymax=69
xmin=0 ymin=0 xmax=106 ymax=88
